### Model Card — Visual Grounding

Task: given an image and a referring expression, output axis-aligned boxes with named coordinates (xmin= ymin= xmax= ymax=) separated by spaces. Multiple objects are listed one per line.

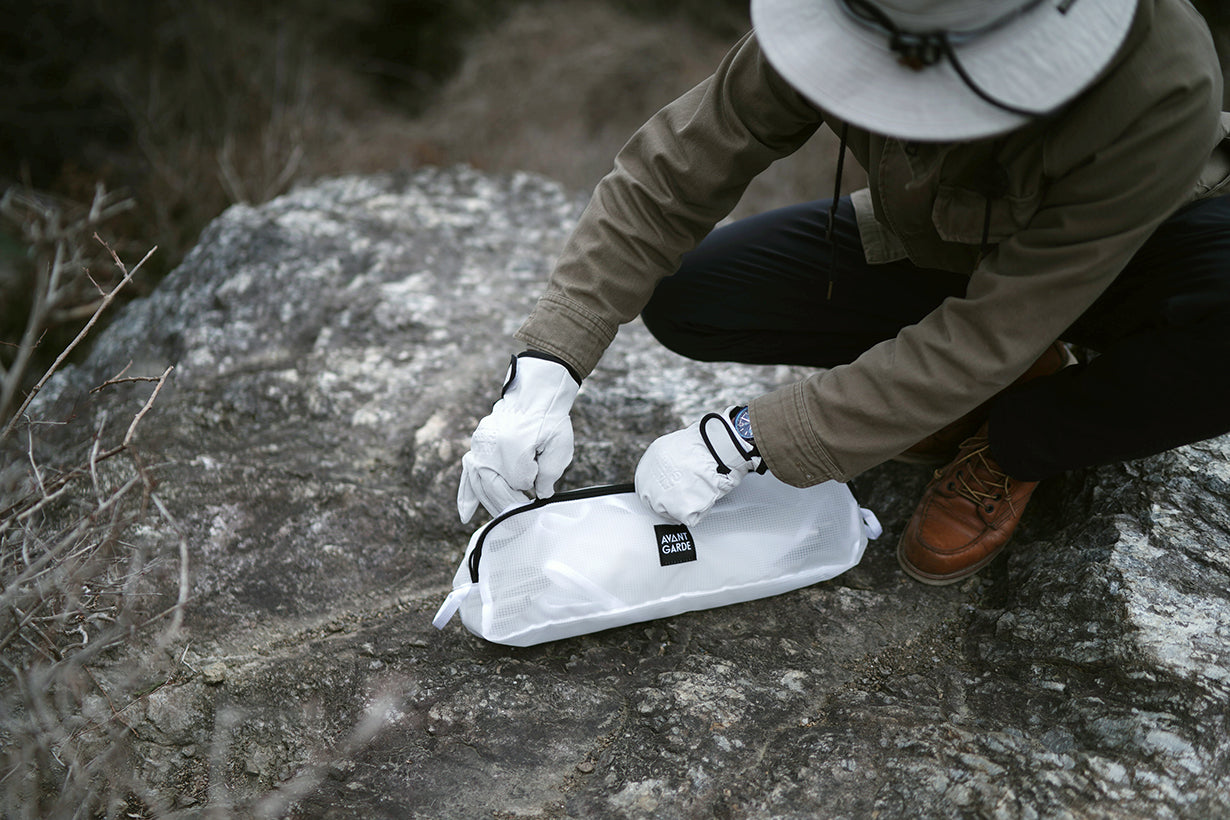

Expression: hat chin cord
xmin=820 ymin=0 xmax=1068 ymax=298
xmin=838 ymin=0 xmax=1060 ymax=118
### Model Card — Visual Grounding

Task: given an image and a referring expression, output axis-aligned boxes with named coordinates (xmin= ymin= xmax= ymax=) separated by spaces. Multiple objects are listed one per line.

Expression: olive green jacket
xmin=515 ymin=0 xmax=1229 ymax=486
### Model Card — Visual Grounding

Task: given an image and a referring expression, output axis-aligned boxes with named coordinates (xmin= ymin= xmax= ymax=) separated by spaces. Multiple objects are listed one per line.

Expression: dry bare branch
xmin=123 ymin=365 xmax=173 ymax=447
xmin=0 ymin=185 xmax=137 ymax=430
xmin=88 ymin=411 xmax=108 ymax=504
xmin=149 ymin=493 xmax=189 ymax=642
xmin=88 ymin=362 xmax=134 ymax=393
xmin=0 ymin=286 xmax=188 ymax=811
xmin=0 ymin=235 xmax=155 ymax=445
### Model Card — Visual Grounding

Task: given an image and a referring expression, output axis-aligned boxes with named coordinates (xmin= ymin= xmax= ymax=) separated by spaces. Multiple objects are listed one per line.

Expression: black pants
xmin=641 ymin=194 xmax=1230 ymax=481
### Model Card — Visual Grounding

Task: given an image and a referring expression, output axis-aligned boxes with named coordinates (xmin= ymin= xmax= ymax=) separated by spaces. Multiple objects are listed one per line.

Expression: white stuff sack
xmin=433 ymin=474 xmax=881 ymax=647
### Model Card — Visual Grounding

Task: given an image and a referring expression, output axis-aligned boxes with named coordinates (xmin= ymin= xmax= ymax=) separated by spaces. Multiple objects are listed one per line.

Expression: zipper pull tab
xmin=433 ymin=584 xmax=474 ymax=629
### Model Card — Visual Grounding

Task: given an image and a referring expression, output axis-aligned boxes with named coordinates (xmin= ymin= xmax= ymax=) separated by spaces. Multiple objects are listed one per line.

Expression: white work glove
xmin=635 ymin=406 xmax=765 ymax=527
xmin=457 ymin=353 xmax=581 ymax=523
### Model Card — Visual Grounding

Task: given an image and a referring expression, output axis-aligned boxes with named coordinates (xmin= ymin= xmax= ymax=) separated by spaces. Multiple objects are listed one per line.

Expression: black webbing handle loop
xmin=698 ymin=412 xmax=757 ymax=476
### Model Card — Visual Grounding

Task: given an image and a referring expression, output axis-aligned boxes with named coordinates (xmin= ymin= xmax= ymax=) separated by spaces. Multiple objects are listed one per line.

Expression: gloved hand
xmin=635 ymin=406 xmax=764 ymax=527
xmin=457 ymin=353 xmax=581 ymax=523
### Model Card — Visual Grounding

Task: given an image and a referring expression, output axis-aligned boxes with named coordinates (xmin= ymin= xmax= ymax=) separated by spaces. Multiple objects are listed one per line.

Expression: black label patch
xmin=655 ymin=524 xmax=697 ymax=566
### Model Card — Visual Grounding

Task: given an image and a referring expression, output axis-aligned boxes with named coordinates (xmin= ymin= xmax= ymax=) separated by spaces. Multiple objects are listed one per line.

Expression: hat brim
xmin=752 ymin=0 xmax=1138 ymax=141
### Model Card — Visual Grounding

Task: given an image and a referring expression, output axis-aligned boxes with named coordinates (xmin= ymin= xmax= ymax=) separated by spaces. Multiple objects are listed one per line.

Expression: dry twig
xmin=0 ymin=276 xmax=176 ymax=817
xmin=0 ymin=236 xmax=156 ymax=445
xmin=0 ymin=185 xmax=137 ymax=430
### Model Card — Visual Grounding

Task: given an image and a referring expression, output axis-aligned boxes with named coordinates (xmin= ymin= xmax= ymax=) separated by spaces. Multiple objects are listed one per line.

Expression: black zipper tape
xmin=467 ymin=483 xmax=636 ymax=583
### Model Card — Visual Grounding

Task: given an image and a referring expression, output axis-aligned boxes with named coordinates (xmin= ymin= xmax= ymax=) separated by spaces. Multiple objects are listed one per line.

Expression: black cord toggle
xmin=890 ymin=30 xmax=947 ymax=71
xmin=838 ymin=0 xmax=1057 ymax=118
xmin=843 ymin=0 xmax=946 ymax=71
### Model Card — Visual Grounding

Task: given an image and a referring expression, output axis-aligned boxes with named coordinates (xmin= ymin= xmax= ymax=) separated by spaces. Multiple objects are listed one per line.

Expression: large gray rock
xmin=23 ymin=167 xmax=1230 ymax=817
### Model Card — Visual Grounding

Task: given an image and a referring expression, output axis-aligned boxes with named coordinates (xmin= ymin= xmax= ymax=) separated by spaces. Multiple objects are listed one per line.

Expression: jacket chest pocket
xmin=932 ymin=182 xmax=1043 ymax=246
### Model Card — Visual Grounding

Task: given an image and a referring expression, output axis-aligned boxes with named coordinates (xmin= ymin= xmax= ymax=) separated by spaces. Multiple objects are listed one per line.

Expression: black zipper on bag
xmin=467 ymin=483 xmax=636 ymax=583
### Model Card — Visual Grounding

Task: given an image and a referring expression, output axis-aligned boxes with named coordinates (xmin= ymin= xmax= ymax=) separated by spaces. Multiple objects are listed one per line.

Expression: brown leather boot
xmin=897 ymin=423 xmax=1038 ymax=585
xmin=893 ymin=341 xmax=1075 ymax=466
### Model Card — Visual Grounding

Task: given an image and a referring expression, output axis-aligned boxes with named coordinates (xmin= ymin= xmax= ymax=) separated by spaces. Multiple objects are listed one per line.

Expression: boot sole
xmin=896 ymin=537 xmax=1004 ymax=586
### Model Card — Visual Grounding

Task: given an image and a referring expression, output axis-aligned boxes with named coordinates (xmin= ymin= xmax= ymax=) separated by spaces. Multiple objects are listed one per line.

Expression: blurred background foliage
xmin=0 ymin=0 xmax=1227 ymax=402
xmin=1 ymin=0 xmax=748 ymax=270
xmin=0 ymin=0 xmax=753 ymax=396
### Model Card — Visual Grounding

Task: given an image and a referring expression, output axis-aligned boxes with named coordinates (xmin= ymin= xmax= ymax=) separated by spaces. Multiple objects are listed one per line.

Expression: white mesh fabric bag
xmin=433 ymin=474 xmax=881 ymax=647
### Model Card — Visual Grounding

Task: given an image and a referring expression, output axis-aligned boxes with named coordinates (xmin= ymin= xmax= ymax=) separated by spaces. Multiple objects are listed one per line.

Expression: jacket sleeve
xmin=514 ymin=31 xmax=823 ymax=377
xmin=751 ymin=9 xmax=1225 ymax=486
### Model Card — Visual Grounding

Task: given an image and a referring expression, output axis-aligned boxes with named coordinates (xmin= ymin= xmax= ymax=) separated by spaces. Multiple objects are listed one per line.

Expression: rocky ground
xmin=9 ymin=167 xmax=1230 ymax=818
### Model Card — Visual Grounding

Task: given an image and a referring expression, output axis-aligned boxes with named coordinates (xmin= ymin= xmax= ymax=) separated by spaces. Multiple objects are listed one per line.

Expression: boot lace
xmin=933 ymin=438 xmax=1017 ymax=516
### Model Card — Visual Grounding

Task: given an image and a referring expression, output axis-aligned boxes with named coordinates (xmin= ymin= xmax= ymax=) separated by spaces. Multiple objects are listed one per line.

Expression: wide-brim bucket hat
xmin=751 ymin=0 xmax=1139 ymax=141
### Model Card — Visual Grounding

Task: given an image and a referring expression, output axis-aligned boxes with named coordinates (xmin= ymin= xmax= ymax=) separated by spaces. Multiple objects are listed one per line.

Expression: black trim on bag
xmin=467 ymin=483 xmax=636 ymax=583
